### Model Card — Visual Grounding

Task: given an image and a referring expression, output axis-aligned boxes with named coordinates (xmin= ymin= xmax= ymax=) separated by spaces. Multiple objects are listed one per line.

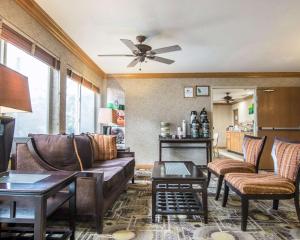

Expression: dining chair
xmin=207 ymin=135 xmax=266 ymax=200
xmin=222 ymin=138 xmax=300 ymax=231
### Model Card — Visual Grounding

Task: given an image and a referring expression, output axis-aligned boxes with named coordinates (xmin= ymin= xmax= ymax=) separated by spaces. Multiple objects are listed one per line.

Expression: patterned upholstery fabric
xmin=243 ymin=137 xmax=265 ymax=166
xmin=208 ymin=159 xmax=255 ymax=175
xmin=225 ymin=172 xmax=295 ymax=195
xmin=272 ymin=139 xmax=300 ymax=182
xmin=91 ymin=134 xmax=118 ymax=161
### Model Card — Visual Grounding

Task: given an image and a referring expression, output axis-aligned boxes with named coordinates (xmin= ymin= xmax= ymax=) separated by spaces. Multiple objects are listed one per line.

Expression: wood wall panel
xmin=257 ymin=130 xmax=300 ymax=169
xmin=257 ymin=87 xmax=300 ymax=128
xmin=257 ymin=87 xmax=300 ymax=169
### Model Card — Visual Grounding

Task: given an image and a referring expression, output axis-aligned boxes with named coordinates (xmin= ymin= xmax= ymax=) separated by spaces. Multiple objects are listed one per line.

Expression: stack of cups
xmin=160 ymin=122 xmax=170 ymax=137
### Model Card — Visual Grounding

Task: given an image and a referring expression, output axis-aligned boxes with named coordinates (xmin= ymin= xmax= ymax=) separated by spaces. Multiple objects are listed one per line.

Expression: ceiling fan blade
xmin=151 ymin=45 xmax=181 ymax=54
xmin=148 ymin=56 xmax=174 ymax=64
xmin=120 ymin=39 xmax=140 ymax=53
xmin=97 ymin=54 xmax=135 ymax=57
xmin=127 ymin=57 xmax=140 ymax=68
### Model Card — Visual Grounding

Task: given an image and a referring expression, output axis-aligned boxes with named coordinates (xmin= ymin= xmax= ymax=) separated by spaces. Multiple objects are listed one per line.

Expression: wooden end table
xmin=152 ymin=161 xmax=208 ymax=223
xmin=0 ymin=171 xmax=77 ymax=240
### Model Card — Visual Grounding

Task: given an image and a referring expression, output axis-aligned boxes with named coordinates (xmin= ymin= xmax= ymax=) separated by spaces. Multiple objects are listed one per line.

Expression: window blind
xmin=67 ymin=68 xmax=100 ymax=93
xmin=0 ymin=22 xmax=60 ymax=70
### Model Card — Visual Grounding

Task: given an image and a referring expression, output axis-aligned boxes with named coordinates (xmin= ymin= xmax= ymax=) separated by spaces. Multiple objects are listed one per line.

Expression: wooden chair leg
xmin=215 ymin=175 xmax=224 ymax=201
xmin=222 ymin=183 xmax=229 ymax=207
xmin=273 ymin=199 xmax=279 ymax=210
xmin=294 ymin=194 xmax=300 ymax=222
xmin=207 ymin=171 xmax=211 ymax=187
xmin=241 ymin=197 xmax=249 ymax=231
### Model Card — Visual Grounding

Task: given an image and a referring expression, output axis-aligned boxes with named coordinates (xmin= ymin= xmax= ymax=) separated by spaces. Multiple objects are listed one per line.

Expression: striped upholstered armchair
xmin=222 ymin=138 xmax=300 ymax=231
xmin=207 ymin=135 xmax=266 ymax=200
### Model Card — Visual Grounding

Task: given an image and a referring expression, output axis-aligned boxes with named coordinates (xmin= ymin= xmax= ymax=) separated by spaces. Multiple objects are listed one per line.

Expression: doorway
xmin=233 ymin=109 xmax=239 ymax=125
xmin=211 ymin=87 xmax=257 ymax=158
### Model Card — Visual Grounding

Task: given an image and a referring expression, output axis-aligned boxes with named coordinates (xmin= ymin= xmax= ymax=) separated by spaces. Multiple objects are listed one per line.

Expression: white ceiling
xmin=35 ymin=0 xmax=300 ymax=74
xmin=213 ymin=88 xmax=254 ymax=103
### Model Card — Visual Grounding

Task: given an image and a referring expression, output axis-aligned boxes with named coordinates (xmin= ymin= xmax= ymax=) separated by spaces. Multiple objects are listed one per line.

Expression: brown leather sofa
xmin=12 ymin=134 xmax=135 ymax=233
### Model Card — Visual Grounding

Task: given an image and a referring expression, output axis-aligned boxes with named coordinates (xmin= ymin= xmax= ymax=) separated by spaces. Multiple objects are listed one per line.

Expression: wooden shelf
xmin=0 ymin=192 xmax=72 ymax=222
xmin=155 ymin=192 xmax=203 ymax=215
xmin=0 ymin=226 xmax=72 ymax=240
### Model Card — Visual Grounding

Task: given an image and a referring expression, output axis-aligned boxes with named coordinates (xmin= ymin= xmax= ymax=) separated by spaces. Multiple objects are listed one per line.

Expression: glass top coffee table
xmin=152 ymin=161 xmax=208 ymax=223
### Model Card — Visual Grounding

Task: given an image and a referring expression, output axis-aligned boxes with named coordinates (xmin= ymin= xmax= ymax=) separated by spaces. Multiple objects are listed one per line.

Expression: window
xmin=66 ymin=78 xmax=80 ymax=134
xmin=0 ymin=41 xmax=51 ymax=137
xmin=66 ymin=76 xmax=99 ymax=134
xmin=80 ymin=86 xmax=96 ymax=133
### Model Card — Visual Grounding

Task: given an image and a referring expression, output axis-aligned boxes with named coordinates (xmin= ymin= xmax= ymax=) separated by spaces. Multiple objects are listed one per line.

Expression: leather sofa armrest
xmin=116 ymin=151 xmax=135 ymax=158
xmin=11 ymin=137 xmax=31 ymax=170
xmin=13 ymin=137 xmax=63 ymax=172
xmin=77 ymin=171 xmax=104 ymax=181
xmin=77 ymin=171 xmax=104 ymax=233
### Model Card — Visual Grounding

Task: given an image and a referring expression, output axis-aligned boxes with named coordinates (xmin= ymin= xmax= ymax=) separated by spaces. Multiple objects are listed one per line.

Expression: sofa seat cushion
xmin=208 ymin=158 xmax=255 ymax=175
xmin=225 ymin=172 xmax=295 ymax=195
xmin=87 ymin=166 xmax=126 ymax=197
xmin=93 ymin=157 xmax=135 ymax=178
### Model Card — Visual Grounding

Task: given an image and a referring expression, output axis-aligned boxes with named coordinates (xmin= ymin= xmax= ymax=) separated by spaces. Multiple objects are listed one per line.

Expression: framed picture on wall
xmin=184 ymin=87 xmax=194 ymax=98
xmin=196 ymin=86 xmax=210 ymax=96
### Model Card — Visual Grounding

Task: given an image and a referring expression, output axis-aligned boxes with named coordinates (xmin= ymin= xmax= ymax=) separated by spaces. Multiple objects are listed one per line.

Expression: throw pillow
xmin=92 ymin=134 xmax=118 ymax=161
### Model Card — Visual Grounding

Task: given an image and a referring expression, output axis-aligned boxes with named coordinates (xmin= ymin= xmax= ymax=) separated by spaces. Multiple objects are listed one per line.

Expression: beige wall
xmin=0 ymin=0 xmax=103 ymax=132
xmin=232 ymin=97 xmax=254 ymax=124
xmin=108 ymin=77 xmax=300 ymax=164
xmin=212 ymin=105 xmax=232 ymax=147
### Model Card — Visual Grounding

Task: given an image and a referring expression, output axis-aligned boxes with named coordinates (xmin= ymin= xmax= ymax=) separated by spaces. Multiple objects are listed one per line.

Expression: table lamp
xmin=98 ymin=108 xmax=117 ymax=135
xmin=0 ymin=64 xmax=32 ymax=172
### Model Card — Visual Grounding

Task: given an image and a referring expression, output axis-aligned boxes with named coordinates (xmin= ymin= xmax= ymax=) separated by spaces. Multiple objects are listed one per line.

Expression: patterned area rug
xmin=75 ymin=170 xmax=300 ymax=240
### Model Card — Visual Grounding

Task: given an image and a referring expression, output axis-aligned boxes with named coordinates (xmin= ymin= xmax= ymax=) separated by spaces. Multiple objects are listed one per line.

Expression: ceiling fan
xmin=97 ymin=35 xmax=181 ymax=69
xmin=223 ymin=92 xmax=234 ymax=104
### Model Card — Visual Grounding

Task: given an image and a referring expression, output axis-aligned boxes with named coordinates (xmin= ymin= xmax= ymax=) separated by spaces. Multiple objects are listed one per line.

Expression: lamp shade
xmin=98 ymin=108 xmax=117 ymax=124
xmin=0 ymin=64 xmax=32 ymax=113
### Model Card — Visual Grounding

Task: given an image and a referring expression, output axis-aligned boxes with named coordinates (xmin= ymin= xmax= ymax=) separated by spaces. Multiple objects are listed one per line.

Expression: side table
xmin=159 ymin=136 xmax=213 ymax=165
xmin=117 ymin=147 xmax=130 ymax=152
xmin=0 ymin=171 xmax=77 ymax=240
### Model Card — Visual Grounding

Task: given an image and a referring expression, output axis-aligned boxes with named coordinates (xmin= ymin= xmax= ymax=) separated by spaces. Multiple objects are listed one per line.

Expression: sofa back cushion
xmin=91 ymin=134 xmax=117 ymax=161
xmin=29 ymin=134 xmax=93 ymax=171
xmin=73 ymin=134 xmax=94 ymax=169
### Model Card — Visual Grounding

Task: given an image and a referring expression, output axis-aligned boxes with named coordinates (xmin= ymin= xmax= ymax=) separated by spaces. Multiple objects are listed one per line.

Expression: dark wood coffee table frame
xmin=0 ymin=171 xmax=77 ymax=240
xmin=152 ymin=161 xmax=208 ymax=223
